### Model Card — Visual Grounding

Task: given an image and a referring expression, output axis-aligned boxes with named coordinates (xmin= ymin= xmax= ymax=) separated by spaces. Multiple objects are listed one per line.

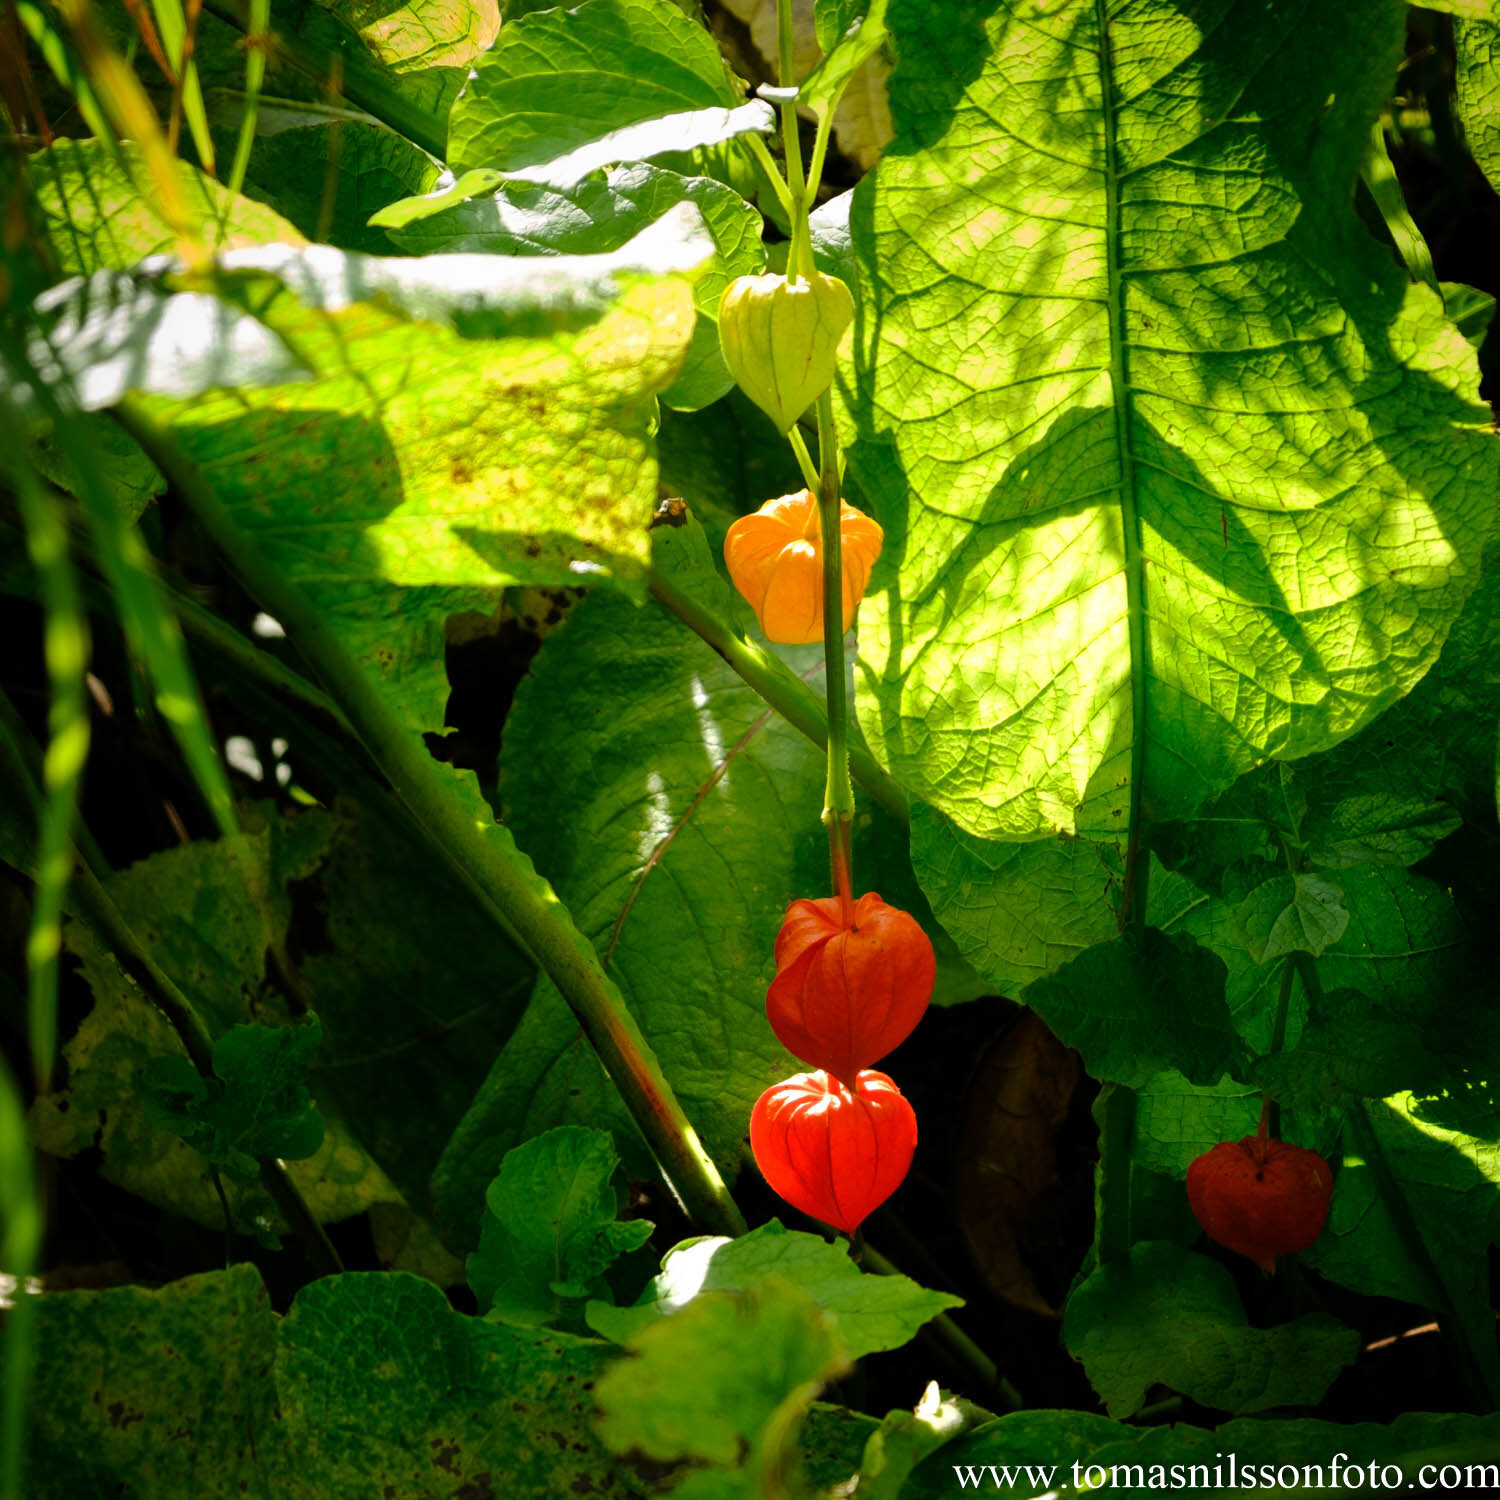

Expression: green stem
xmin=124 ymin=406 xmax=746 ymax=1238
xmin=1093 ymin=1082 xmax=1135 ymax=1266
xmin=0 ymin=1053 xmax=41 ymax=1500
xmin=741 ymin=131 xmax=795 ymax=223
xmin=774 ymin=0 xmax=812 ymax=279
xmin=647 ymin=571 xmax=907 ymax=822
xmin=814 ymin=391 xmax=855 ymax=915
xmin=804 ymin=103 xmax=835 ymax=205
xmin=200 ymin=0 xmax=447 ymax=158
xmin=787 ymin=425 xmax=821 ymax=494
xmin=222 ymin=0 xmax=268 ymax=209
xmin=1263 ymin=955 xmax=1297 ymax=1139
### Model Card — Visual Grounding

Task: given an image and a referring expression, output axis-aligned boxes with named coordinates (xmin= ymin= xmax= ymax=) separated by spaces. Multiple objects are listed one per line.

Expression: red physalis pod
xmin=749 ymin=1068 xmax=916 ymax=1235
xmin=1186 ymin=1135 xmax=1333 ymax=1273
xmin=766 ymin=892 xmax=935 ymax=1086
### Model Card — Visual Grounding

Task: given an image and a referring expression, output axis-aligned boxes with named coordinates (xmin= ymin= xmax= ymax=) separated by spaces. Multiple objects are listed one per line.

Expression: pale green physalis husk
xmin=717 ymin=270 xmax=854 ymax=432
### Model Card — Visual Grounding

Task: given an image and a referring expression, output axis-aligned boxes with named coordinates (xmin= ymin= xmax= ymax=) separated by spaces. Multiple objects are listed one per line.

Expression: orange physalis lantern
xmin=723 ymin=489 xmax=883 ymax=645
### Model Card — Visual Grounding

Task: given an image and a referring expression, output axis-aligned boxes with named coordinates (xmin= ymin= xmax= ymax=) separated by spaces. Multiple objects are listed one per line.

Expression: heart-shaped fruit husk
xmin=749 ymin=1068 xmax=917 ymax=1234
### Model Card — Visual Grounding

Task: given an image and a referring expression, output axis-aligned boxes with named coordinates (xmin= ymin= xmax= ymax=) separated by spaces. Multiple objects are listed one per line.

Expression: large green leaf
xmin=146 ymin=216 xmax=706 ymax=735
xmin=468 ymin=1125 xmax=653 ymax=1324
xmin=909 ymin=805 xmax=1209 ymax=998
xmin=24 ymin=1266 xmax=281 ymax=1499
xmin=1456 ymin=17 xmax=1500 ymax=194
xmin=208 ymin=100 xmax=442 ymax=255
xmin=1252 ymin=987 xmax=1433 ymax=1111
xmin=447 ymin=0 xmax=744 ymax=175
xmin=276 ymin=1272 xmax=639 ymax=1498
xmin=1130 ymin=1071 xmax=1262 ymax=1179
xmin=25 ymin=146 xmax=711 ymax=735
xmin=1129 ymin=1068 xmax=1341 ymax=1214
xmin=586 ymin=1219 xmax=960 ymax=1360
xmin=24 ymin=137 xmax=303 ymax=271
xmin=1022 ymin=927 xmax=1241 ymax=1089
xmin=18 ymin=137 xmax=299 ymax=512
xmin=846 ymin=0 xmax=1496 ymax=841
xmin=312 ymin=0 xmax=498 ymax=75
xmin=375 ymin=162 xmax=767 ymax=409
xmin=593 ymin=1280 xmax=846 ymax=1468
xmin=1063 ymin=1242 xmax=1358 ymax=1418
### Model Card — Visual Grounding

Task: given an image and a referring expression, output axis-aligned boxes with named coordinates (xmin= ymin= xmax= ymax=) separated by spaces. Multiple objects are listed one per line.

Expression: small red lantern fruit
xmin=749 ymin=1068 xmax=916 ymax=1235
xmin=1186 ymin=1133 xmax=1333 ymax=1273
xmin=766 ymin=892 xmax=935 ymax=1086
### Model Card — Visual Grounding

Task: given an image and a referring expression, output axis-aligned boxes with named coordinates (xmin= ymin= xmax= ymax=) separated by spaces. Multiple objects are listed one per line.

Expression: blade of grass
xmin=1360 ymin=119 xmax=1441 ymax=298
xmin=0 ymin=409 xmax=90 ymax=1096
xmin=14 ymin=0 xmax=115 ymax=146
xmin=50 ymin=0 xmax=207 ymax=270
xmin=147 ymin=0 xmax=216 ymax=172
xmin=221 ymin=0 xmax=267 ymax=211
xmin=0 ymin=1053 xmax=42 ymax=1500
xmin=3 ymin=333 xmax=238 ymax=843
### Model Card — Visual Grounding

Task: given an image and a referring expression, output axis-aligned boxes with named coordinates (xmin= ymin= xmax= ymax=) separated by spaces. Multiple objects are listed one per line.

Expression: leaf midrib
xmin=1095 ymin=0 xmax=1148 ymax=923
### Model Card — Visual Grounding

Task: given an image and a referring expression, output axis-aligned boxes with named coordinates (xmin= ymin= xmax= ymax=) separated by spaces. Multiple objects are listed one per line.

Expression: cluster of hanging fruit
xmin=715 ymin=264 xmax=934 ymax=1235
xmin=749 ymin=894 xmax=935 ymax=1234
xmin=715 ymin=267 xmax=1337 ymax=1265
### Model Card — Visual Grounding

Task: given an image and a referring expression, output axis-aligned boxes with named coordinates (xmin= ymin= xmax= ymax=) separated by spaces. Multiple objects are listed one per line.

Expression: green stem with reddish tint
xmin=122 ymin=403 xmax=746 ymax=1239
xmin=815 ymin=389 xmax=855 ymax=922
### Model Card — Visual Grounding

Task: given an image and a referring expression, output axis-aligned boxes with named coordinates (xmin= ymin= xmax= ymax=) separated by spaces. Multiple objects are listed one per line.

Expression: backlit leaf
xmin=846 ymin=0 xmax=1496 ymax=841
xmin=586 ymin=1218 xmax=959 ymax=1360
xmin=447 ymin=0 xmax=742 ymax=176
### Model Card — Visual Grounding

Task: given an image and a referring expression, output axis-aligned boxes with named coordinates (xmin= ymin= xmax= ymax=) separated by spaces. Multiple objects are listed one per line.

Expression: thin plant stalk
xmin=0 ymin=424 xmax=90 ymax=1095
xmin=222 ymin=0 xmax=268 ymax=210
xmin=51 ymin=0 xmax=206 ymax=269
xmin=814 ymin=390 xmax=855 ymax=921
xmin=787 ymin=426 xmax=821 ymax=494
